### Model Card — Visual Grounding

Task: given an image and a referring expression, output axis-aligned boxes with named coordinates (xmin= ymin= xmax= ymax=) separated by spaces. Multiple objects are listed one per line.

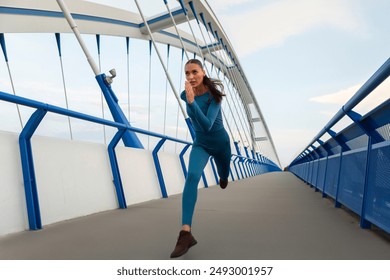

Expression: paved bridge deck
xmin=1 ymin=172 xmax=389 ymax=260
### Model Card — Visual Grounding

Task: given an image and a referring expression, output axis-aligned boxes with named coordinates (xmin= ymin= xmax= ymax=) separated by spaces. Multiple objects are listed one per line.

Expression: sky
xmin=1 ymin=0 xmax=389 ymax=168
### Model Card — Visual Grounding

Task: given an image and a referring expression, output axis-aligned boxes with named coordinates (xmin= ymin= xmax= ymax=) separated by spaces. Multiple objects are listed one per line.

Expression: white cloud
xmin=309 ymin=84 xmax=361 ymax=105
xmin=216 ymin=0 xmax=361 ymax=57
xmin=310 ymin=78 xmax=390 ymax=116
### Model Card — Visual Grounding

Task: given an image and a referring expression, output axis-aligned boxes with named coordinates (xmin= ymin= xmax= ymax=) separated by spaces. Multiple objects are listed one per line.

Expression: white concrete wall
xmin=0 ymin=132 xmax=225 ymax=237
xmin=116 ymin=147 xmax=162 ymax=205
xmin=0 ymin=132 xmax=28 ymax=236
xmin=32 ymin=136 xmax=118 ymax=226
xmin=159 ymin=152 xmax=187 ymax=196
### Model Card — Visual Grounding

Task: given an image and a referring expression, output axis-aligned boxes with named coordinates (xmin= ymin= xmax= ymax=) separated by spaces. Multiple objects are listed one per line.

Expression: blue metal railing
xmin=0 ymin=84 xmax=279 ymax=230
xmin=288 ymin=57 xmax=390 ymax=234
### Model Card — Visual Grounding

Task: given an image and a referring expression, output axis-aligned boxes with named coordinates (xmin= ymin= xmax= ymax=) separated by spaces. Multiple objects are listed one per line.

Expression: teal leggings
xmin=182 ymin=129 xmax=231 ymax=226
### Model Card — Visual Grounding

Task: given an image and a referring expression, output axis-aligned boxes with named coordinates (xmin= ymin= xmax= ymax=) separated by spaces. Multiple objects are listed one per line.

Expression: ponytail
xmin=203 ymin=76 xmax=225 ymax=103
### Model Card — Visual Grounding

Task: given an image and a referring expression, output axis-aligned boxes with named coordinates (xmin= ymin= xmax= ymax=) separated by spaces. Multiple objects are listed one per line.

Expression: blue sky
xmin=1 ymin=0 xmax=389 ymax=167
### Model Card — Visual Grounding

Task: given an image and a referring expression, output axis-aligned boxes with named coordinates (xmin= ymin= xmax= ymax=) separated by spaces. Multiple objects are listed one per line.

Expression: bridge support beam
xmin=19 ymin=109 xmax=47 ymax=230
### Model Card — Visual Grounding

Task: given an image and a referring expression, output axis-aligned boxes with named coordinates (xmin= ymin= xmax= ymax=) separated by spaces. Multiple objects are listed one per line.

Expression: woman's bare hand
xmin=185 ymin=81 xmax=195 ymax=104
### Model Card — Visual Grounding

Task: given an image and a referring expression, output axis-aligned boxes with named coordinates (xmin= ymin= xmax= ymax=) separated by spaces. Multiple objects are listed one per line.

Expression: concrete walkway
xmin=1 ymin=172 xmax=389 ymax=260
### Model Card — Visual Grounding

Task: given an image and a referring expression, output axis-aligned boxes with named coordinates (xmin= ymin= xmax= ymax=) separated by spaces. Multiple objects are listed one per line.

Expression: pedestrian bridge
xmin=1 ymin=171 xmax=389 ymax=260
xmin=0 ymin=0 xmax=389 ymax=260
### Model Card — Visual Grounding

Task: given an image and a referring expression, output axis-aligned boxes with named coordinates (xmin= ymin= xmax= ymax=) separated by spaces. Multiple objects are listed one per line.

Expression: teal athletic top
xmin=180 ymin=90 xmax=231 ymax=227
xmin=180 ymin=91 xmax=224 ymax=133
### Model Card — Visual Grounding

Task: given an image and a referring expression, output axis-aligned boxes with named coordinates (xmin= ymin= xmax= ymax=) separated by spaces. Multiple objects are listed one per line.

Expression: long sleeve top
xmin=180 ymin=91 xmax=224 ymax=133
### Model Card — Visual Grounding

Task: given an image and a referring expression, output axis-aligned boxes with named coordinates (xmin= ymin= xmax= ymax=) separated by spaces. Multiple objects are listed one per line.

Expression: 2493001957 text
xmin=208 ymin=266 xmax=273 ymax=276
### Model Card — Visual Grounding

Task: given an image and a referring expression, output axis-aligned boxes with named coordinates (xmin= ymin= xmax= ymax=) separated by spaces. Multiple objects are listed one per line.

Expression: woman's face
xmin=185 ymin=63 xmax=205 ymax=88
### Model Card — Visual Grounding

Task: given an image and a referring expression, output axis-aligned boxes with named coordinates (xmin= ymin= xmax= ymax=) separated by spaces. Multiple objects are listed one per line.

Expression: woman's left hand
xmin=185 ymin=81 xmax=195 ymax=104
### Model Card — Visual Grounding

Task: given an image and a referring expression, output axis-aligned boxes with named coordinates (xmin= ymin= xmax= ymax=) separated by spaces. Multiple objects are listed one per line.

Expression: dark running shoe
xmin=219 ymin=178 xmax=228 ymax=189
xmin=170 ymin=230 xmax=197 ymax=258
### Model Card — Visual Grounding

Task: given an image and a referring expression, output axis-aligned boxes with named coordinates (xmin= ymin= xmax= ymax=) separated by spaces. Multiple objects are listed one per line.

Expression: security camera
xmin=109 ymin=69 xmax=116 ymax=78
xmin=105 ymin=68 xmax=117 ymax=84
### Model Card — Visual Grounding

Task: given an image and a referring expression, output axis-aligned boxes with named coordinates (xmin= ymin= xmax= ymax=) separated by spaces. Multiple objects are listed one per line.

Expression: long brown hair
xmin=185 ymin=59 xmax=225 ymax=103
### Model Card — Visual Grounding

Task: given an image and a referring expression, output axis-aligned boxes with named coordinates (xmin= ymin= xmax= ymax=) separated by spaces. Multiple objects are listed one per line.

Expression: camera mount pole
xmin=56 ymin=0 xmax=143 ymax=148
xmin=56 ymin=0 xmax=100 ymax=76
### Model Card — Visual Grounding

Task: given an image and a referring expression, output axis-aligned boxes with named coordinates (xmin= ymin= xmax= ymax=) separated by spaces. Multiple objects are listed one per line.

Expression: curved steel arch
xmin=0 ymin=0 xmax=280 ymax=167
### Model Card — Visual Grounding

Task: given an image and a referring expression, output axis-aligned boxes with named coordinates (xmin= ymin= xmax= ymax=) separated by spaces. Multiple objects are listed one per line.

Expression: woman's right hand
xmin=185 ymin=81 xmax=195 ymax=104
